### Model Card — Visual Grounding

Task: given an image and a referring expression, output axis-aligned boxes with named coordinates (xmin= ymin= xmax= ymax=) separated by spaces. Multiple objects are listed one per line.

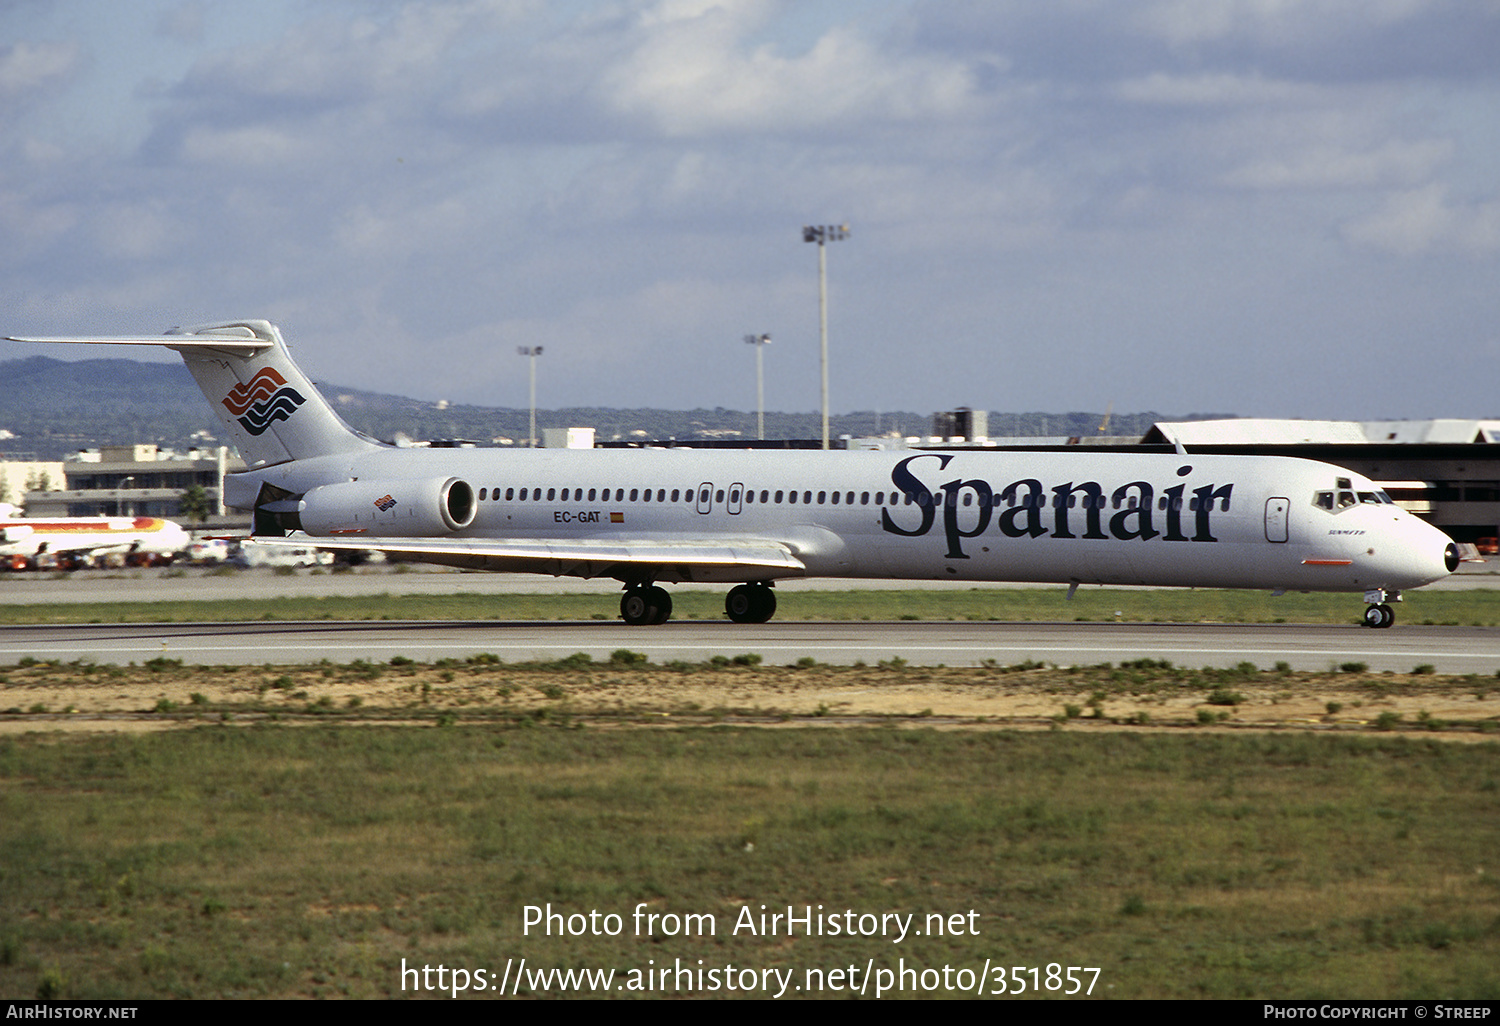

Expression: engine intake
xmin=297 ymin=477 xmax=476 ymax=537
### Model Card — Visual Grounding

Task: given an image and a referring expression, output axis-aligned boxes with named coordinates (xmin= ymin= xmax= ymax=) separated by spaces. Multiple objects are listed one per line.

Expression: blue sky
xmin=3 ymin=0 xmax=1497 ymax=420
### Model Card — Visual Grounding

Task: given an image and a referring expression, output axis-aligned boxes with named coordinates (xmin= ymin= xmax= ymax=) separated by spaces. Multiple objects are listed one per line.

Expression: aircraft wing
xmin=248 ymin=534 xmax=806 ymax=584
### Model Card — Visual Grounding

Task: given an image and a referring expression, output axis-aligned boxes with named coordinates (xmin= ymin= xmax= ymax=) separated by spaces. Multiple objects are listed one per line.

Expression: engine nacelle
xmin=297 ymin=477 xmax=476 ymax=537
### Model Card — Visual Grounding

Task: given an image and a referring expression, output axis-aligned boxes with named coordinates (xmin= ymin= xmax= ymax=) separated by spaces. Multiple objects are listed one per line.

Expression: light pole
xmin=743 ymin=333 xmax=771 ymax=440
xmin=802 ymin=223 xmax=849 ymax=449
xmin=517 ymin=346 xmax=543 ymax=447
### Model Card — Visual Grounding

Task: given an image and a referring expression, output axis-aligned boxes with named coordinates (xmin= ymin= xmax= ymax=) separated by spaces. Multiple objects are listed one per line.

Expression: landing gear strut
xmin=1362 ymin=588 xmax=1399 ymax=628
xmin=620 ymin=584 xmax=672 ymax=625
xmin=725 ymin=583 xmax=777 ymax=624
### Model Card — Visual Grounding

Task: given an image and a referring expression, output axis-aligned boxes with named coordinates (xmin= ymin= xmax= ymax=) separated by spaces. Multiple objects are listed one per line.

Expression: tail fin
xmin=9 ymin=320 xmax=383 ymax=467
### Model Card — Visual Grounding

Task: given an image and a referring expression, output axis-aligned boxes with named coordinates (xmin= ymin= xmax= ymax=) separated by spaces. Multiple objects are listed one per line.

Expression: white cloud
xmin=1134 ymin=0 xmax=1432 ymax=48
xmin=2 ymin=1 xmax=1498 ymax=418
xmin=601 ymin=6 xmax=982 ymax=136
xmin=1343 ymin=183 xmax=1500 ymax=255
xmin=94 ymin=201 xmax=180 ymax=261
xmin=1224 ymin=138 xmax=1452 ymax=190
xmin=0 ymin=40 xmax=79 ymax=101
xmin=177 ymin=124 xmax=315 ymax=167
xmin=1115 ymin=72 xmax=1313 ymax=107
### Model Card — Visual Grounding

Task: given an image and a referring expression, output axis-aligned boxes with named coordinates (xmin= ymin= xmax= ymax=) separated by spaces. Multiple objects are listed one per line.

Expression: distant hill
xmin=0 ymin=355 xmax=1225 ymax=460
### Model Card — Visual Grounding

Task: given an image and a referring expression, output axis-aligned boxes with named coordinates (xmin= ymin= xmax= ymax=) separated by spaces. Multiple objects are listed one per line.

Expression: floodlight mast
xmin=802 ymin=223 xmax=849 ymax=449
xmin=743 ymin=333 xmax=771 ymax=440
xmin=517 ymin=346 xmax=543 ymax=447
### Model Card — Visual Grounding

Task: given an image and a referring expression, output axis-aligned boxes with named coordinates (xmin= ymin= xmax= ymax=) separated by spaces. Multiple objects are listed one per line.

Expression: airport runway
xmin=2 ymin=619 xmax=1496 ymax=674
xmin=0 ymin=563 xmax=1495 ymax=604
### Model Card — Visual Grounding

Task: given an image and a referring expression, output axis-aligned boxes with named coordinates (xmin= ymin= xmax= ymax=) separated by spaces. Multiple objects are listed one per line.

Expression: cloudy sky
xmin=3 ymin=0 xmax=1498 ymax=421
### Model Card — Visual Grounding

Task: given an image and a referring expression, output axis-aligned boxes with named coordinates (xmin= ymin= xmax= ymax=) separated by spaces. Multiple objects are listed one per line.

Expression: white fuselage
xmin=230 ymin=446 xmax=1455 ymax=594
xmin=0 ymin=516 xmax=189 ymax=562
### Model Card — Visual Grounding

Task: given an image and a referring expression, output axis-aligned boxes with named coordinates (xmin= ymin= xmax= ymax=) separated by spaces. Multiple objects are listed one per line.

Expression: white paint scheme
xmin=9 ymin=321 xmax=1457 ymax=624
xmin=0 ymin=515 xmax=189 ymax=567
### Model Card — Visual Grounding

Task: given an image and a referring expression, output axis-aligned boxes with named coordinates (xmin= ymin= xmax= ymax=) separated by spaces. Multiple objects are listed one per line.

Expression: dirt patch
xmin=2 ymin=659 xmax=1496 ymax=738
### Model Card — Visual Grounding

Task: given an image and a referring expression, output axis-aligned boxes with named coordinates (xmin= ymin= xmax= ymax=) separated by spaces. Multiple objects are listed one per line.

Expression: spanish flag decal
xmin=610 ymin=512 xmax=625 ymax=523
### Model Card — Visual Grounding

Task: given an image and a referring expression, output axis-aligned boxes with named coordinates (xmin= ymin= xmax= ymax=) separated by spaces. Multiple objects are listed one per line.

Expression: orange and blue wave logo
xmin=223 ymin=368 xmax=306 ymax=436
xmin=374 ymin=494 xmax=397 ymax=512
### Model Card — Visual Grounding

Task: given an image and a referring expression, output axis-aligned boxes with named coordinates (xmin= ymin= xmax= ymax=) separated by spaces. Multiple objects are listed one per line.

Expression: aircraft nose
xmin=1445 ymin=542 xmax=1460 ymax=574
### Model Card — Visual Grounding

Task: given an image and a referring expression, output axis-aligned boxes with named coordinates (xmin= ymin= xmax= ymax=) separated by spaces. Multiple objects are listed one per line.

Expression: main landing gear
xmin=620 ymin=585 xmax=672 ymax=626
xmin=1362 ymin=588 xmax=1399 ymax=629
xmin=725 ymin=583 xmax=776 ymax=624
xmin=618 ymin=582 xmax=778 ymax=625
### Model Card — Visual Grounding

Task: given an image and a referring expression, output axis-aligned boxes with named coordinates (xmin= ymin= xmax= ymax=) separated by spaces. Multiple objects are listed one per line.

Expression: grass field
xmin=1 ymin=585 xmax=1499 ymax=626
xmin=3 ymin=589 xmax=1498 ymax=1001
xmin=1 ymin=725 xmax=1496 ymax=1000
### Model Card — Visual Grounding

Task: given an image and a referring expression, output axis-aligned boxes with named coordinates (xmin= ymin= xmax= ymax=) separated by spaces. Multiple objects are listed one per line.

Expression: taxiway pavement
xmin=2 ymin=619 xmax=1496 ymax=674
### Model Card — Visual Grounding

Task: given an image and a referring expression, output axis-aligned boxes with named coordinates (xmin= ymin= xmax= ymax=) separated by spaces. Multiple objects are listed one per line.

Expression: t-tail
xmin=7 ymin=320 xmax=383 ymax=468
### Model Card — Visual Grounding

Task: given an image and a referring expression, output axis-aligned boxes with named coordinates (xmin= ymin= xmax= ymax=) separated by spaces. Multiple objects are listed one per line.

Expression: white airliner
xmin=0 ymin=514 xmax=189 ymax=570
xmin=9 ymin=320 xmax=1457 ymax=626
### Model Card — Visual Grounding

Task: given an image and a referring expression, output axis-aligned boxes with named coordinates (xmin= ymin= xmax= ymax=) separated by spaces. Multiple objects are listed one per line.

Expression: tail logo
xmin=223 ymin=368 xmax=307 ymax=436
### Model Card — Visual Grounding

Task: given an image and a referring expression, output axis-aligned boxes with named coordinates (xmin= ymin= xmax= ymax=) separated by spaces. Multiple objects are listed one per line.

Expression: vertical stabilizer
xmin=165 ymin=321 xmax=382 ymax=466
xmin=9 ymin=320 xmax=384 ymax=467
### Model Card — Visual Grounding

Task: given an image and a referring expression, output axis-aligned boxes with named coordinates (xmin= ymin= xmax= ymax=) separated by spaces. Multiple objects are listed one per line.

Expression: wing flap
xmin=246 ymin=535 xmax=806 ymax=584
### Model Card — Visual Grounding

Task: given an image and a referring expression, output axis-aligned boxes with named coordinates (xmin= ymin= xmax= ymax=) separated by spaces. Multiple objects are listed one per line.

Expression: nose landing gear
xmin=1362 ymin=588 xmax=1399 ymax=628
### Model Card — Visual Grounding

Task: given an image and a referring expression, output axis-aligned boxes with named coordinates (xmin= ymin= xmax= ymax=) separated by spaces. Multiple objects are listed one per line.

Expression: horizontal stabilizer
xmin=7 ymin=334 xmax=273 ymax=356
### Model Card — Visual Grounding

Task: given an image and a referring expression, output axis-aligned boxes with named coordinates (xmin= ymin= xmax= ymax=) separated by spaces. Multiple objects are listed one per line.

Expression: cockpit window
xmin=1315 ymin=483 xmax=1396 ymax=513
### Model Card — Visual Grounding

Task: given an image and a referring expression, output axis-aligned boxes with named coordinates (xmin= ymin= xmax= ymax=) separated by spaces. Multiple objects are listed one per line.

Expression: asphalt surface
xmin=0 ymin=563 xmax=1495 ymax=604
xmin=1 ymin=565 xmax=1496 ymax=671
xmin=2 ymin=619 xmax=1496 ymax=674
